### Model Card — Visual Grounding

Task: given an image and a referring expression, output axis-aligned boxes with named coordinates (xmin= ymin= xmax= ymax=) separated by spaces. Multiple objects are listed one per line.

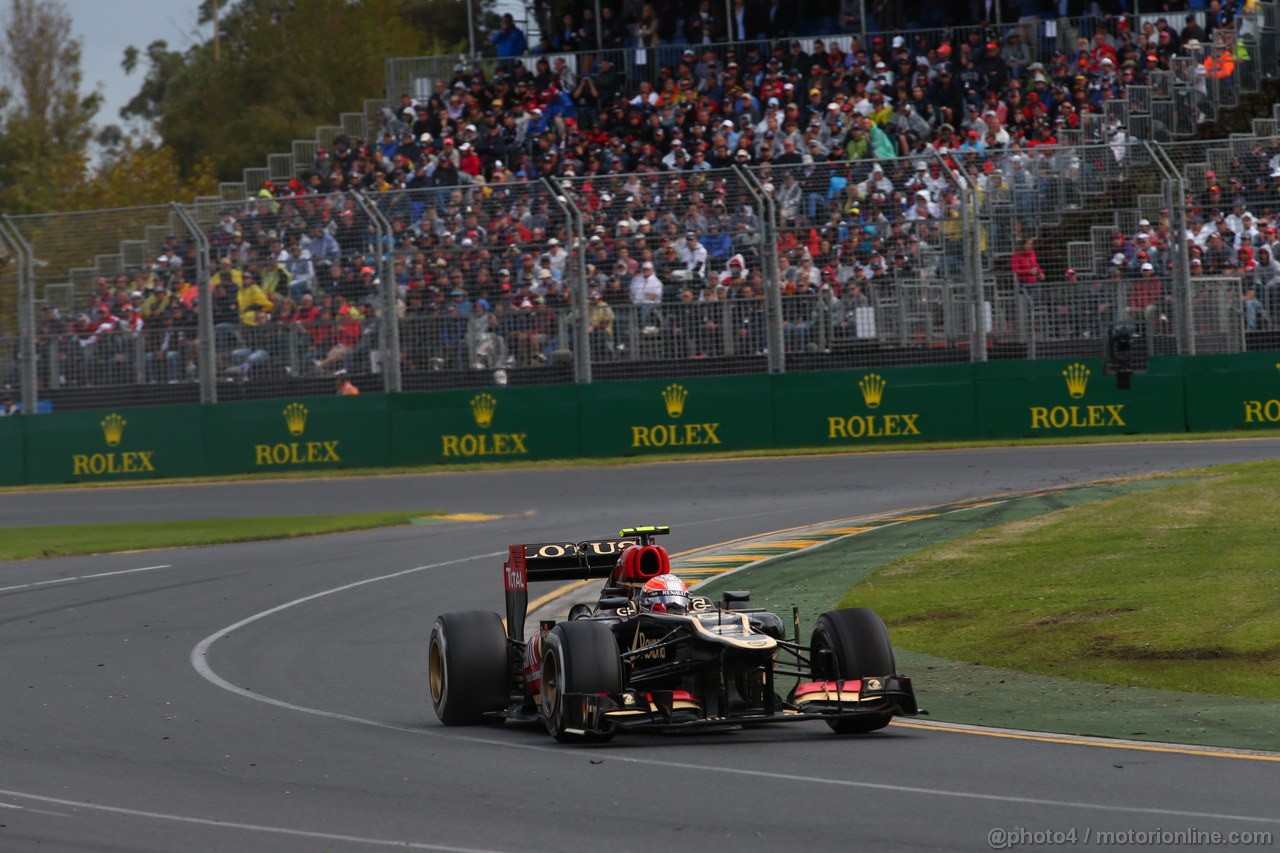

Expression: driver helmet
xmin=638 ymin=574 xmax=690 ymax=614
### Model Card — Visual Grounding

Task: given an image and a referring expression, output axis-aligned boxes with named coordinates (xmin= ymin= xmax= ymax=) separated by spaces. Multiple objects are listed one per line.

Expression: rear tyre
xmin=540 ymin=620 xmax=622 ymax=743
xmin=429 ymin=611 xmax=509 ymax=725
xmin=811 ymin=608 xmax=896 ymax=734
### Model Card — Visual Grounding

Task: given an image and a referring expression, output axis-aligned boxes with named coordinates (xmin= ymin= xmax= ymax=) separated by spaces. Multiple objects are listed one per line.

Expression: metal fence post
xmin=2 ymin=216 xmax=38 ymax=414
xmin=545 ymin=178 xmax=591 ymax=384
xmin=737 ymin=165 xmax=784 ymax=373
xmin=171 ymin=203 xmax=216 ymax=403
xmin=352 ymin=191 xmax=402 ymax=393
xmin=1147 ymin=142 xmax=1194 ymax=356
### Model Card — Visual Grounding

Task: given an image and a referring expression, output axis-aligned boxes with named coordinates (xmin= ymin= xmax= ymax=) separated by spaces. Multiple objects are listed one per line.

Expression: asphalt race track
xmin=2 ymin=442 xmax=1279 ymax=852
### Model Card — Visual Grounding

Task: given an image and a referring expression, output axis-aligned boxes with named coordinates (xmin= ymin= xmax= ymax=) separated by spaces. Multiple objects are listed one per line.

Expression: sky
xmin=65 ymin=0 xmax=208 ymax=134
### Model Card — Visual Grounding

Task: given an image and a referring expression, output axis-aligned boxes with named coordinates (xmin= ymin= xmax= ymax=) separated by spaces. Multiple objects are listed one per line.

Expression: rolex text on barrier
xmin=23 ymin=403 xmax=205 ymax=483
xmin=202 ymin=394 xmax=392 ymax=474
xmin=770 ymin=367 xmax=977 ymax=447
xmin=1177 ymin=353 xmax=1280 ymax=431
xmin=577 ymin=376 xmax=772 ymax=458
xmin=388 ymin=385 xmax=578 ymax=465
xmin=973 ymin=360 xmax=1184 ymax=437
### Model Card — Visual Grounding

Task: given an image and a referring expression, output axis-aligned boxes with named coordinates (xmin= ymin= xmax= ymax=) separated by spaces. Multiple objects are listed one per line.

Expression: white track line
xmin=186 ymin=554 xmax=1280 ymax=830
xmin=0 ymin=564 xmax=172 ymax=595
xmin=0 ymin=789 xmax=499 ymax=851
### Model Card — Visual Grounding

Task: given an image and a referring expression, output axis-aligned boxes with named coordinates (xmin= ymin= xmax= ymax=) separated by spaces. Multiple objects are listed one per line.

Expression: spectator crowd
xmin=22 ymin=1 xmax=1275 ymax=392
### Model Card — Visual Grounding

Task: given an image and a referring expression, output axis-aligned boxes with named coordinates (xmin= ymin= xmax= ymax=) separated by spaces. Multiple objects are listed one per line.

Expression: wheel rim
xmin=540 ymin=649 xmax=561 ymax=722
xmin=812 ymin=630 xmax=837 ymax=681
xmin=429 ymin=636 xmax=445 ymax=705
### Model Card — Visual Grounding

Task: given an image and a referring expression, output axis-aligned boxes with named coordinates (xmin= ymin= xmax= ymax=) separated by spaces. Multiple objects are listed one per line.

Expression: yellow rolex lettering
xmin=254 ymin=445 xmax=272 ymax=465
xmin=1030 ymin=405 xmax=1126 ymax=430
xmin=828 ymin=417 xmax=848 ymax=438
xmin=1244 ymin=400 xmax=1263 ymax=422
xmin=72 ymin=455 xmax=89 ymax=476
xmin=900 ymin=414 xmax=920 ymax=435
xmin=883 ymin=414 xmax=900 ymax=436
xmin=323 ymin=440 xmax=341 ymax=461
xmin=631 ymin=426 xmax=651 ymax=447
xmin=442 ymin=435 xmax=460 ymax=455
xmin=700 ymin=423 xmax=720 ymax=444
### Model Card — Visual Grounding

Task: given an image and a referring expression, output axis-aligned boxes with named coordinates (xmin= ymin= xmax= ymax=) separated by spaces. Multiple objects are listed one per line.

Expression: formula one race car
xmin=428 ymin=526 xmax=919 ymax=742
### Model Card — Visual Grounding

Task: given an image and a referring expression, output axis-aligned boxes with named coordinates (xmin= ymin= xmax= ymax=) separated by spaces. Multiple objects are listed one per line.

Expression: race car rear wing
xmin=503 ymin=535 xmax=643 ymax=642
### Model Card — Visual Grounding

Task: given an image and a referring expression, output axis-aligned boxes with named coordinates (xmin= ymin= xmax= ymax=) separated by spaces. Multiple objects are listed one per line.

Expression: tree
xmin=0 ymin=0 xmax=100 ymax=214
xmin=121 ymin=0 xmax=458 ymax=182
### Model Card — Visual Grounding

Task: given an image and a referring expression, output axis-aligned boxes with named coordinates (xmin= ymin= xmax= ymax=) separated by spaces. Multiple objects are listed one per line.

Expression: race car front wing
xmin=555 ymin=676 xmax=919 ymax=735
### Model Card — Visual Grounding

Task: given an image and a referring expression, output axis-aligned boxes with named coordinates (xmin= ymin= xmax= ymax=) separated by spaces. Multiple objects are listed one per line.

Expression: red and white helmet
xmin=638 ymin=574 xmax=690 ymax=614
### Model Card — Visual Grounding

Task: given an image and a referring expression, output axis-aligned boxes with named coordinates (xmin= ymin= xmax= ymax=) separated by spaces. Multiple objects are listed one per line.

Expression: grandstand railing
xmin=6 ymin=133 xmax=1279 ymax=412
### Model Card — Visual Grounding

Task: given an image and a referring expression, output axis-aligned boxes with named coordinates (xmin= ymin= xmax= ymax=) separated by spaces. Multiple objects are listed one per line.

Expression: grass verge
xmin=3 ymin=429 xmax=1279 ymax=493
xmin=0 ymin=511 xmax=444 ymax=561
xmin=844 ymin=460 xmax=1280 ymax=700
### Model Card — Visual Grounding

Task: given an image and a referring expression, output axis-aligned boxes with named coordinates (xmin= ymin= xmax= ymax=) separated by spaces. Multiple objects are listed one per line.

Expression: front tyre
xmin=429 ymin=611 xmax=509 ymax=725
xmin=540 ymin=620 xmax=622 ymax=743
xmin=811 ymin=608 xmax=897 ymax=734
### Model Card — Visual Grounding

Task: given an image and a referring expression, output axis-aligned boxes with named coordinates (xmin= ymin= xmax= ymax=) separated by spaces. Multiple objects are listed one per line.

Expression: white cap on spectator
xmin=538 ymin=268 xmax=552 ymax=279
xmin=130 ymin=290 xmax=142 ymax=298
xmin=892 ymin=35 xmax=905 ymax=48
xmin=721 ymin=119 xmax=734 ymax=127
xmin=420 ymin=133 xmax=432 ymax=143
xmin=461 ymin=238 xmax=473 ymax=247
xmin=460 ymin=142 xmax=472 ymax=150
xmin=600 ymin=193 xmax=612 ymax=202
xmin=548 ymin=237 xmax=560 ymax=245
xmin=1138 ymin=218 xmax=1150 ymax=226
xmin=277 ymin=251 xmax=290 ymax=263
xmin=465 ymin=124 xmax=476 ymax=132
xmin=1112 ymin=253 xmax=1127 ymax=265
xmin=1141 ymin=262 xmax=1154 ymax=271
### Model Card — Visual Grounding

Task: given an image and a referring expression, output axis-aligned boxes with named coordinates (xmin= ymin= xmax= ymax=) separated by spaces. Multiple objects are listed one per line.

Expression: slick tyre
xmin=811 ymin=608 xmax=896 ymax=735
xmin=539 ymin=620 xmax=622 ymax=743
xmin=429 ymin=611 xmax=509 ymax=726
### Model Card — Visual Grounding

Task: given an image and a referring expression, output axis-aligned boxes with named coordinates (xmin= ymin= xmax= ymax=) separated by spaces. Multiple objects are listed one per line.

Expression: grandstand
xmin=2 ymin=3 xmax=1279 ymax=412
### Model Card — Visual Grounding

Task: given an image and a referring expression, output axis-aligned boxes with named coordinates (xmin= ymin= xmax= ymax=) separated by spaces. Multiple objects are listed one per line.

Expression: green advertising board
xmin=1178 ymin=353 xmax=1280 ymax=431
xmin=771 ymin=366 xmax=978 ymax=447
xmin=390 ymin=385 xmax=580 ymax=465
xmin=202 ymin=394 xmax=391 ymax=474
xmin=0 ymin=416 xmax=24 ymax=486
xmin=22 ymin=403 xmax=207 ymax=483
xmin=974 ymin=358 xmax=1186 ymax=437
xmin=577 ymin=375 xmax=774 ymax=457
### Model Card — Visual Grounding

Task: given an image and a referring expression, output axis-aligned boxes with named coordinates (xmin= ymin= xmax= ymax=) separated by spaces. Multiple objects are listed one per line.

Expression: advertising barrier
xmin=390 ymin=385 xmax=580 ymax=464
xmin=577 ymin=375 xmax=774 ymax=458
xmin=203 ymin=394 xmax=393 ymax=475
xmin=973 ymin=359 xmax=1186 ymax=437
xmin=1177 ymin=353 xmax=1280 ymax=432
xmin=22 ymin=403 xmax=206 ymax=483
xmin=771 ymin=367 xmax=978 ymax=447
xmin=0 ymin=416 xmax=24 ymax=486
xmin=8 ymin=354 xmax=1275 ymax=485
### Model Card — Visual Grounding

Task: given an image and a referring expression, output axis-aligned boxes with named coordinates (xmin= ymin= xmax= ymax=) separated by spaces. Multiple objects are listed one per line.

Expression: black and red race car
xmin=429 ymin=526 xmax=919 ymax=742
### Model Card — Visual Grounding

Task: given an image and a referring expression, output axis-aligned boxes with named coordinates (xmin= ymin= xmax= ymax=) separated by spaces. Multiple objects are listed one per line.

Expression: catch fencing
xmin=4 ymin=135 xmax=1280 ymax=412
